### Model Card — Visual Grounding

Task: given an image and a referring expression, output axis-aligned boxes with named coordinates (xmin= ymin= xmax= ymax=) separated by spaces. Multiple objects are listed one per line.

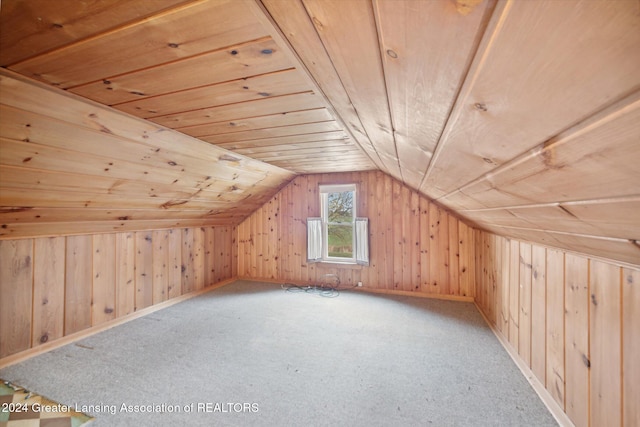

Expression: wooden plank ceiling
xmin=1 ymin=0 xmax=639 ymax=265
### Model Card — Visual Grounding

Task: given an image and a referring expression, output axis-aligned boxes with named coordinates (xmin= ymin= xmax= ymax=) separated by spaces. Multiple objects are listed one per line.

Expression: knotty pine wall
xmin=0 ymin=226 xmax=236 ymax=361
xmin=237 ymin=171 xmax=475 ymax=298
xmin=474 ymin=230 xmax=639 ymax=427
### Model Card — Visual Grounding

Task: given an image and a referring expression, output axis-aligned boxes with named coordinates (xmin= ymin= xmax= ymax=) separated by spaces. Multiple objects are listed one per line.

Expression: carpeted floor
xmin=0 ymin=280 xmax=557 ymax=426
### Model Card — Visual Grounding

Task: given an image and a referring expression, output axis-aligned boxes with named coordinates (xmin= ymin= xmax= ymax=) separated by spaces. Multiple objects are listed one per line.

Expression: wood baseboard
xmin=237 ymin=276 xmax=474 ymax=302
xmin=474 ymin=302 xmax=575 ymax=427
xmin=0 ymin=277 xmax=237 ymax=369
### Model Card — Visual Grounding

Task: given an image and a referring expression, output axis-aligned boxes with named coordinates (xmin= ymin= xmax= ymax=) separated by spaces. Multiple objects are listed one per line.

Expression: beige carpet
xmin=0 ymin=280 xmax=557 ymax=426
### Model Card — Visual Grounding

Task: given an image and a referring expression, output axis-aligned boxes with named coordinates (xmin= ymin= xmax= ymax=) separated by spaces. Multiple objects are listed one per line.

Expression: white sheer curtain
xmin=307 ymin=217 xmax=322 ymax=262
xmin=355 ymin=217 xmax=369 ymax=266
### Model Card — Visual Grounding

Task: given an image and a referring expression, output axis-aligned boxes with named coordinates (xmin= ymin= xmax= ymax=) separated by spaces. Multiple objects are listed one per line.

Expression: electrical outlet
xmin=357 ymin=281 xmax=363 ymax=287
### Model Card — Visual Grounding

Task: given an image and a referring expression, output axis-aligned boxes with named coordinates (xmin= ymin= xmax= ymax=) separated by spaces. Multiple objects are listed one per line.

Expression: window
xmin=307 ymin=184 xmax=369 ymax=265
xmin=322 ymin=184 xmax=356 ymax=261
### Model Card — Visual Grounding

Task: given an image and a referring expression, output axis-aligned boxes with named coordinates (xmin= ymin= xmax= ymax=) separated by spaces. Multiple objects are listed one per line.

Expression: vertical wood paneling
xmin=438 ymin=208 xmax=450 ymax=295
xmin=392 ymin=179 xmax=403 ymax=290
xmin=448 ymin=217 xmax=459 ymax=295
xmin=252 ymin=207 xmax=261 ymax=279
xmin=486 ymin=234 xmax=492 ymax=312
xmin=115 ymin=232 xmax=135 ymax=317
xmin=32 ymin=237 xmax=65 ymax=347
xmin=219 ymin=227 xmax=227 ymax=281
xmin=295 ymin=177 xmax=307 ymax=282
xmin=508 ymin=239 xmax=520 ymax=348
xmin=281 ymin=182 xmax=293 ymax=279
xmin=237 ymin=171 xmax=473 ymax=298
xmin=269 ymin=197 xmax=280 ymax=279
xmin=490 ymin=233 xmax=498 ymax=324
xmin=564 ymin=253 xmax=589 ymax=427
xmin=622 ymin=267 xmax=640 ymax=427
xmin=546 ymin=248 xmax=565 ymax=408
xmin=428 ymin=205 xmax=441 ymax=292
xmin=475 ymin=229 xmax=483 ymax=303
xmin=530 ymin=244 xmax=546 ymax=384
xmin=65 ymin=235 xmax=92 ymax=334
xmin=226 ymin=226 xmax=238 ymax=280
xmin=400 ymin=185 xmax=412 ymax=291
xmin=407 ymin=189 xmax=420 ymax=291
xmin=0 ymin=239 xmax=33 ymax=358
xmin=167 ymin=229 xmax=182 ymax=299
xmin=467 ymin=227 xmax=475 ymax=299
xmin=475 ymin=231 xmax=637 ymax=427
xmin=381 ymin=173 xmax=394 ymax=289
xmin=204 ymin=227 xmax=215 ymax=286
xmin=216 ymin=227 xmax=227 ymax=284
xmin=262 ymin=200 xmax=274 ymax=279
xmin=518 ymin=242 xmax=532 ymax=366
xmin=359 ymin=172 xmax=372 ymax=287
xmin=92 ymin=234 xmax=116 ymax=326
xmin=420 ymin=197 xmax=430 ymax=292
xmin=237 ymin=220 xmax=247 ymax=278
xmin=590 ymin=260 xmax=621 ymax=427
xmin=181 ymin=228 xmax=194 ymax=294
xmin=192 ymin=227 xmax=205 ymax=291
xmin=492 ymin=235 xmax=503 ymax=333
xmin=152 ymin=230 xmax=169 ymax=304
xmin=499 ymin=236 xmax=510 ymax=334
xmin=135 ymin=231 xmax=153 ymax=311
xmin=0 ymin=225 xmax=233 ymax=362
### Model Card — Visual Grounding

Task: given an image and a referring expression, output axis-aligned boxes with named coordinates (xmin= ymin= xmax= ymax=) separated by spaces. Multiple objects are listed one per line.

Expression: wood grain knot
xmin=581 ymin=353 xmax=591 ymax=368
xmin=455 ymin=0 xmax=482 ymax=16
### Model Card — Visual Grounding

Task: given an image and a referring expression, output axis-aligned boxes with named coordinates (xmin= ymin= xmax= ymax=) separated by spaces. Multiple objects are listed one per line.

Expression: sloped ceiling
xmin=1 ymin=0 xmax=639 ymax=265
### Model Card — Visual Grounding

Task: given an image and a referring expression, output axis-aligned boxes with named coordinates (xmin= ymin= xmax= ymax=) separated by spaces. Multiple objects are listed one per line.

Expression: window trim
xmin=320 ymin=184 xmax=357 ymax=264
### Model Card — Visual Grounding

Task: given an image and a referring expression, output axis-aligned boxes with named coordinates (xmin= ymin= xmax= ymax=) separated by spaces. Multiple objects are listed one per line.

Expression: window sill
xmin=315 ymin=261 xmax=363 ymax=270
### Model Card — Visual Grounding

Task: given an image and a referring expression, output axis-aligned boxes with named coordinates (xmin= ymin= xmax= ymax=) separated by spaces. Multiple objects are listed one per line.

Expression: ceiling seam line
xmin=63 ymin=35 xmax=274 ymax=91
xmin=3 ymin=0 xmax=208 ymax=69
xmin=418 ymin=0 xmax=508 ymax=194
xmin=370 ymin=0 xmax=404 ymax=184
xmin=111 ymin=68 xmax=299 ymax=107
xmin=168 ymin=105 xmax=328 ymax=128
xmin=282 ymin=0 xmax=387 ymax=170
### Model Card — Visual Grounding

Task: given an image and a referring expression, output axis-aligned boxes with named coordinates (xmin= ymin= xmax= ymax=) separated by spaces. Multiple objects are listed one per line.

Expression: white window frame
xmin=307 ymin=184 xmax=369 ymax=266
xmin=320 ymin=184 xmax=357 ymax=264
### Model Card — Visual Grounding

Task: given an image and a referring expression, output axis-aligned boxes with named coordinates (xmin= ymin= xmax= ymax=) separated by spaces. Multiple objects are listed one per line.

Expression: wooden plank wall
xmin=0 ymin=225 xmax=235 ymax=361
xmin=474 ymin=230 xmax=639 ymax=427
xmin=237 ymin=171 xmax=474 ymax=298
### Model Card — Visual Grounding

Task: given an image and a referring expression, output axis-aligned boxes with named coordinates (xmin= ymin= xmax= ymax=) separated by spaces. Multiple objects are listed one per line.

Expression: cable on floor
xmin=281 ymin=274 xmax=357 ymax=298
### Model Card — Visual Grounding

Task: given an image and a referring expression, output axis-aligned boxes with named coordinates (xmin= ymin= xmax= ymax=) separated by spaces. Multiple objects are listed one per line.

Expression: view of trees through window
xmin=327 ymin=190 xmax=354 ymax=258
